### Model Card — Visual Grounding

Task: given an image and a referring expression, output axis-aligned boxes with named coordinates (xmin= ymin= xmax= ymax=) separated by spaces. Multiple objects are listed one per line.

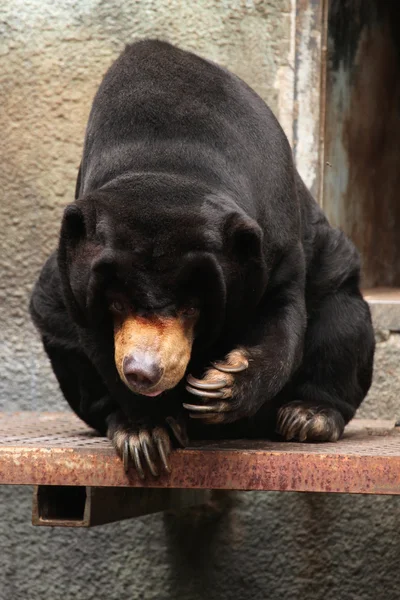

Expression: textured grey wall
xmin=0 ymin=1 xmax=399 ymax=599
xmin=1 ymin=487 xmax=399 ymax=600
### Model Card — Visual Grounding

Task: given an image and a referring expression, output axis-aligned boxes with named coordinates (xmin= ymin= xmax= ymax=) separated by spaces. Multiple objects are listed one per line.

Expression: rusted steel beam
xmin=1 ymin=413 xmax=400 ymax=495
xmin=32 ymin=485 xmax=212 ymax=527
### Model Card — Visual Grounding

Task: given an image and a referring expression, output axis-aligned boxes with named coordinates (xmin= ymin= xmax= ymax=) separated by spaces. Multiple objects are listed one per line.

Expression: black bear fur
xmin=30 ymin=40 xmax=375 ymax=477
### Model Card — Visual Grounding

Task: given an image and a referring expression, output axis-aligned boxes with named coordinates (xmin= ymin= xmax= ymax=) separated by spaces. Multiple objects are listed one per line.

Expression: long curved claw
xmin=130 ymin=442 xmax=145 ymax=480
xmin=186 ymin=374 xmax=227 ymax=390
xmin=183 ymin=401 xmax=228 ymax=413
xmin=211 ymin=358 xmax=248 ymax=373
xmin=141 ymin=439 xmax=159 ymax=477
xmin=277 ymin=409 xmax=291 ymax=433
xmin=156 ymin=438 xmax=171 ymax=474
xmin=123 ymin=439 xmax=130 ymax=473
xmin=185 ymin=385 xmax=226 ymax=399
xmin=281 ymin=416 xmax=298 ymax=440
xmin=108 ymin=413 xmax=183 ymax=477
xmin=166 ymin=416 xmax=188 ymax=447
xmin=189 ymin=412 xmax=225 ymax=424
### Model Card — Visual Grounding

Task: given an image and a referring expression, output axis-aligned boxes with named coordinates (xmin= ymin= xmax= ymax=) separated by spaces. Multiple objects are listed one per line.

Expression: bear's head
xmin=58 ymin=174 xmax=267 ymax=398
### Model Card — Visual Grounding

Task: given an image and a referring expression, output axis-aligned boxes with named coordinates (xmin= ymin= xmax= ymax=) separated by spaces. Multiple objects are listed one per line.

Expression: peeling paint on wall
xmin=273 ymin=0 xmax=296 ymax=148
xmin=324 ymin=0 xmax=400 ymax=287
xmin=293 ymin=0 xmax=327 ymax=199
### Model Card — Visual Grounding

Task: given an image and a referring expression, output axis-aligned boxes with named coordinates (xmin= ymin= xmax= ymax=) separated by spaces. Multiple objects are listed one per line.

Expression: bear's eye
xmin=181 ymin=306 xmax=199 ymax=318
xmin=110 ymin=300 xmax=124 ymax=313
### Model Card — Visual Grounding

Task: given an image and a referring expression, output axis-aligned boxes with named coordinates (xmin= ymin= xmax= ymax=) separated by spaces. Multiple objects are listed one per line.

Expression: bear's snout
xmin=123 ymin=353 xmax=164 ymax=394
xmin=114 ymin=313 xmax=195 ymax=395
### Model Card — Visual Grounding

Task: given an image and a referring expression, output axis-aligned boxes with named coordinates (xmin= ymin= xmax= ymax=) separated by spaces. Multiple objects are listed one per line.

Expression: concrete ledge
xmin=364 ymin=288 xmax=400 ymax=331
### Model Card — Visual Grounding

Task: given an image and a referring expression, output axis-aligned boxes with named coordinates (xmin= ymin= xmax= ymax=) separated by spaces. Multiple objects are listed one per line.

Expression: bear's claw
xmin=108 ymin=414 xmax=187 ymax=478
xmin=183 ymin=401 xmax=230 ymax=414
xmin=276 ymin=402 xmax=345 ymax=442
xmin=184 ymin=348 xmax=249 ymax=423
xmin=165 ymin=416 xmax=189 ymax=447
xmin=210 ymin=358 xmax=248 ymax=373
xmin=186 ymin=374 xmax=228 ymax=390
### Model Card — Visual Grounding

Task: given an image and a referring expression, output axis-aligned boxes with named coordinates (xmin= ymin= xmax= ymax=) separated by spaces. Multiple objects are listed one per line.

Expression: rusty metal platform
xmin=1 ymin=413 xmax=400 ymax=495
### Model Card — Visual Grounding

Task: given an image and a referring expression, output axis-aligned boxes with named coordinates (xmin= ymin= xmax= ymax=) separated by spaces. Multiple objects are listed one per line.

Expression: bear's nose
xmin=123 ymin=354 xmax=163 ymax=391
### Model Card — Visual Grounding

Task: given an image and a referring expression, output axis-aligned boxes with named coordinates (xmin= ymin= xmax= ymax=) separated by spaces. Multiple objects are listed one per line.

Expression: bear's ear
xmin=224 ymin=212 xmax=264 ymax=262
xmin=223 ymin=212 xmax=267 ymax=309
xmin=60 ymin=204 xmax=86 ymax=244
xmin=58 ymin=204 xmax=91 ymax=327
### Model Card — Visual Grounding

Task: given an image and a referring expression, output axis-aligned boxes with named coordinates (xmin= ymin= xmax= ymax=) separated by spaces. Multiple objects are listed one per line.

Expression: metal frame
xmin=1 ymin=414 xmax=400 ymax=498
xmin=32 ymin=485 xmax=212 ymax=527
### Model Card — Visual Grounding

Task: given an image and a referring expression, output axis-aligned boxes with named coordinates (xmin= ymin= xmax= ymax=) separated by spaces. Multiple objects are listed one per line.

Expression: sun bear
xmin=30 ymin=40 xmax=375 ymax=478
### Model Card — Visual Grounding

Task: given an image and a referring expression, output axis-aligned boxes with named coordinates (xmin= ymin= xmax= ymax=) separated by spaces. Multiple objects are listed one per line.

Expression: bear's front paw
xmin=107 ymin=412 xmax=188 ymax=479
xmin=277 ymin=401 xmax=345 ymax=442
xmin=183 ymin=348 xmax=251 ymax=424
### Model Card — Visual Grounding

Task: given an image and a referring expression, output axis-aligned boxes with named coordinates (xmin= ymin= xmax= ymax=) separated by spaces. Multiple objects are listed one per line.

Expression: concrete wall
xmin=0 ymin=1 xmax=399 ymax=599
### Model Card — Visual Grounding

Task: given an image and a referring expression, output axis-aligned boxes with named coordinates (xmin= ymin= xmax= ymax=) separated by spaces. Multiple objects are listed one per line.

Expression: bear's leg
xmin=185 ymin=236 xmax=374 ymax=440
xmin=43 ymin=339 xmax=188 ymax=477
xmin=42 ymin=333 xmax=186 ymax=479
xmin=42 ymin=339 xmax=115 ymax=434
xmin=276 ymin=286 xmax=374 ymax=442
xmin=184 ymin=246 xmax=308 ymax=424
